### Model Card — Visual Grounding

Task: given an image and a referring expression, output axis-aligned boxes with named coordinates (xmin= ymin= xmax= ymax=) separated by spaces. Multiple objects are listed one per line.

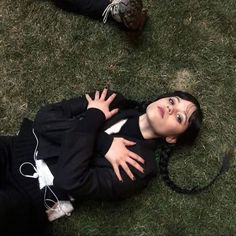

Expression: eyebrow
xmin=183 ymin=112 xmax=188 ymax=125
xmin=175 ymin=96 xmax=180 ymax=103
xmin=185 ymin=104 xmax=196 ymax=124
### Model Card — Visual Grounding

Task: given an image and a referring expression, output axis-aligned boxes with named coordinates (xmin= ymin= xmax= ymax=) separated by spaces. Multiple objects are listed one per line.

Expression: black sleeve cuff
xmin=95 ymin=132 xmax=114 ymax=156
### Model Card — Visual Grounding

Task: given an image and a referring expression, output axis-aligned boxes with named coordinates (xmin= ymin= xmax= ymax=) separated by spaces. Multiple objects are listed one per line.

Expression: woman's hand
xmin=85 ymin=89 xmax=119 ymax=120
xmin=105 ymin=137 xmax=145 ymax=181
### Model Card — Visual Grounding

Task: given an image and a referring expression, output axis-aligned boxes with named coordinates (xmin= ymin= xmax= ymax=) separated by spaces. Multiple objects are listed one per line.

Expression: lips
xmin=158 ymin=106 xmax=164 ymax=118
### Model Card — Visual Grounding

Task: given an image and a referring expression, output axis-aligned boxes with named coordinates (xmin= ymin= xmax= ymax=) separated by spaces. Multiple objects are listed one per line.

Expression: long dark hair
xmin=157 ymin=91 xmax=206 ymax=194
xmin=122 ymin=91 xmax=228 ymax=194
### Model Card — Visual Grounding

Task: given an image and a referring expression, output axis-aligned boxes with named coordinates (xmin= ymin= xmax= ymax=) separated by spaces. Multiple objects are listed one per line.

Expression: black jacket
xmin=33 ymin=91 xmax=158 ymax=201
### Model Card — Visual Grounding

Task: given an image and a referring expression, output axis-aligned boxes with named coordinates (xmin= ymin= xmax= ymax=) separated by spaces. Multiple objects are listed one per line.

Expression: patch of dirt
xmin=170 ymin=69 xmax=195 ymax=91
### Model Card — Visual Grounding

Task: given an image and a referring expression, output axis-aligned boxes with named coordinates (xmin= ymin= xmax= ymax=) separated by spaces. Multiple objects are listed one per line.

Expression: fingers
xmin=121 ymin=138 xmax=145 ymax=164
xmin=122 ymin=139 xmax=136 ymax=146
xmin=121 ymin=162 xmax=135 ymax=180
xmin=95 ymin=90 xmax=100 ymax=100
xmin=114 ymin=157 xmax=145 ymax=182
xmin=92 ymin=89 xmax=117 ymax=104
xmin=106 ymin=93 xmax=117 ymax=104
xmin=85 ymin=94 xmax=92 ymax=102
xmin=129 ymin=151 xmax=145 ymax=164
xmin=100 ymin=88 xmax=108 ymax=100
xmin=113 ymin=165 xmax=123 ymax=182
xmin=109 ymin=108 xmax=119 ymax=117
xmin=126 ymin=157 xmax=144 ymax=174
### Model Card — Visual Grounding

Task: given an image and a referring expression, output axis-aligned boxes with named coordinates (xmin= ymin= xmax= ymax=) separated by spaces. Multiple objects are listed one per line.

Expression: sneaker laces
xmin=102 ymin=1 xmax=120 ymax=23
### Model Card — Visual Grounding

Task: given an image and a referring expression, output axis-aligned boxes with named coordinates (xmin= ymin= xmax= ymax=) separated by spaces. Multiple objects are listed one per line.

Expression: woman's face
xmin=146 ymin=96 xmax=196 ymax=143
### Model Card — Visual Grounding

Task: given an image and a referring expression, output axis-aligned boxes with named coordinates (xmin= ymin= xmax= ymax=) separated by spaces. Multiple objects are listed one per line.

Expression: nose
xmin=167 ymin=105 xmax=174 ymax=115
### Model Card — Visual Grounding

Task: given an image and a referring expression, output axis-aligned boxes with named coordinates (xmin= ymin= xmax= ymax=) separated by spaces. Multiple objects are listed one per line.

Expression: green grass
xmin=1 ymin=0 xmax=236 ymax=235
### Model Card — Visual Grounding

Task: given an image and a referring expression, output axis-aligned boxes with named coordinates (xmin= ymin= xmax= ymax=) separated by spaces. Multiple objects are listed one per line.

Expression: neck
xmin=139 ymin=114 xmax=159 ymax=139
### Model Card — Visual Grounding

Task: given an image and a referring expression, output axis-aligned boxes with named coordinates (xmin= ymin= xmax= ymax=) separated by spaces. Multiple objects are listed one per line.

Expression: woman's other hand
xmin=85 ymin=89 xmax=119 ymax=120
xmin=105 ymin=137 xmax=145 ymax=181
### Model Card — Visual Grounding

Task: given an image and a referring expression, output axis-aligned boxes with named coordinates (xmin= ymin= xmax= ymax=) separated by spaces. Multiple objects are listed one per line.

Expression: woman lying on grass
xmin=0 ymin=89 xmax=226 ymax=236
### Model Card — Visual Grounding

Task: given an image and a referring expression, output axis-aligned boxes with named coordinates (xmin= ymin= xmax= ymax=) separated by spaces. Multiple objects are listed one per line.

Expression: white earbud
xmin=33 ymin=173 xmax=39 ymax=178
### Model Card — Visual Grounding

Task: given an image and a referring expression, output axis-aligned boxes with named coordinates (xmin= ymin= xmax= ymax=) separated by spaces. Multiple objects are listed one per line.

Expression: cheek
xmin=165 ymin=118 xmax=184 ymax=134
xmin=147 ymin=105 xmax=158 ymax=121
xmin=169 ymin=123 xmax=188 ymax=135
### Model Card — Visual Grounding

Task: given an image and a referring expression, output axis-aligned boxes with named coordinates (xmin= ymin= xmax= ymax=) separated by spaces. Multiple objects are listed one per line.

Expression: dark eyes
xmin=169 ymin=98 xmax=175 ymax=105
xmin=177 ymin=114 xmax=182 ymax=123
xmin=168 ymin=97 xmax=183 ymax=123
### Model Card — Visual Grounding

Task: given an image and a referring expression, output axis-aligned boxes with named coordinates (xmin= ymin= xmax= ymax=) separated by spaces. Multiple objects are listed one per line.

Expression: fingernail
xmin=132 ymin=176 xmax=136 ymax=181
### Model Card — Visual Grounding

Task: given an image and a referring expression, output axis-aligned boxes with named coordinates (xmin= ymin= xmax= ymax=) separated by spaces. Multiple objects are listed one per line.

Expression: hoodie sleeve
xmin=33 ymin=90 xmax=127 ymax=143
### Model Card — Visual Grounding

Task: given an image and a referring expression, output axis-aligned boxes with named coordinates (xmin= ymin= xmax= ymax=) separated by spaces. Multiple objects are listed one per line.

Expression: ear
xmin=165 ymin=136 xmax=177 ymax=144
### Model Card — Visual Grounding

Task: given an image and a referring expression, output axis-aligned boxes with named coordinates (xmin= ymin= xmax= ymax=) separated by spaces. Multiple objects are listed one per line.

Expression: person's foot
xmin=102 ymin=0 xmax=148 ymax=30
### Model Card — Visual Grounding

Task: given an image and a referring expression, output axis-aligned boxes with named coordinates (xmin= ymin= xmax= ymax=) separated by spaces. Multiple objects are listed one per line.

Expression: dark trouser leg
xmin=53 ymin=0 xmax=110 ymax=17
xmin=0 ymin=136 xmax=12 ymax=187
xmin=0 ymin=136 xmax=32 ymax=235
xmin=0 ymin=186 xmax=32 ymax=236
